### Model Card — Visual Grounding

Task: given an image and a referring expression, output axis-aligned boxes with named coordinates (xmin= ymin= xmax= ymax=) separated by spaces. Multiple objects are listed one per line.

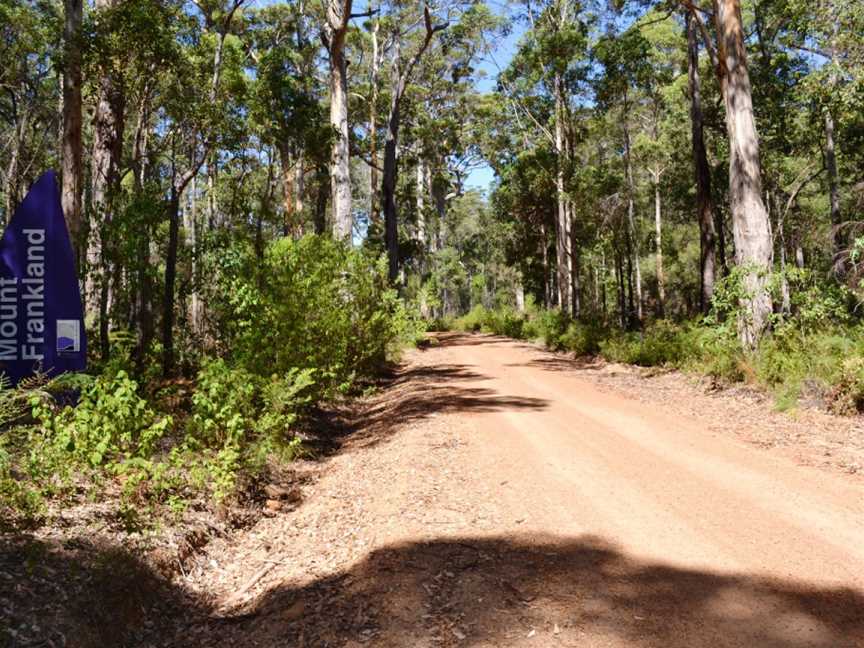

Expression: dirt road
xmin=177 ymin=333 xmax=864 ymax=647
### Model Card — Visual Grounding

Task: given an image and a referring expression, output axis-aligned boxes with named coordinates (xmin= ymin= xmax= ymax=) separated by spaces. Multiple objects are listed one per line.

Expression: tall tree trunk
xmin=369 ymin=9 xmax=381 ymax=228
xmin=207 ymin=155 xmax=217 ymax=228
xmin=162 ymin=149 xmax=207 ymax=376
xmin=295 ymin=148 xmax=305 ymax=231
xmin=314 ymin=164 xmax=328 ymax=235
xmin=716 ymin=210 xmax=727 ymax=274
xmin=553 ymin=74 xmax=571 ymax=311
xmin=714 ymin=0 xmax=773 ymax=348
xmin=568 ymin=204 xmax=580 ymax=318
xmin=158 ymin=0 xmax=237 ymax=374
xmin=163 ymin=186 xmax=180 ymax=376
xmin=279 ymin=143 xmax=296 ymax=237
xmin=88 ymin=0 xmax=126 ymax=359
xmin=687 ymin=12 xmax=717 ymax=313
xmin=825 ymin=109 xmax=843 ymax=275
xmin=325 ymin=0 xmax=353 ymax=240
xmin=381 ymin=4 xmax=445 ymax=282
xmin=622 ymin=111 xmax=643 ymax=325
xmin=775 ymin=191 xmax=791 ymax=314
xmin=132 ymin=91 xmax=154 ymax=363
xmin=186 ymin=175 xmax=202 ymax=336
xmin=3 ymin=107 xmax=28 ymax=221
xmin=540 ymin=222 xmax=551 ymax=307
xmin=415 ymin=159 xmax=426 ymax=247
xmin=654 ymin=174 xmax=665 ymax=317
xmin=138 ymin=222 xmax=153 ymax=357
xmin=600 ymin=250 xmax=608 ymax=320
xmin=430 ymin=167 xmax=446 ymax=252
xmin=382 ymin=92 xmax=400 ymax=281
xmin=614 ymin=235 xmax=626 ymax=329
xmin=61 ymin=0 xmax=83 ymax=268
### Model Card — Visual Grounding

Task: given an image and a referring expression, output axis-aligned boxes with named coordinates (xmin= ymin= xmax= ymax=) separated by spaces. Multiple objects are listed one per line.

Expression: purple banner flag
xmin=0 ymin=171 xmax=86 ymax=383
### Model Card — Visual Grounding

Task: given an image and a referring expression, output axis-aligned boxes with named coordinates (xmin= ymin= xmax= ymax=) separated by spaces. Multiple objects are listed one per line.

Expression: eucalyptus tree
xmin=62 ymin=0 xmax=83 ymax=262
xmin=248 ymin=3 xmax=327 ymax=237
xmin=593 ymin=26 xmax=655 ymax=325
xmin=321 ymin=0 xmax=354 ymax=240
xmin=683 ymin=0 xmax=773 ymax=346
xmin=161 ymin=0 xmax=249 ymax=375
xmin=379 ymin=1 xmax=448 ymax=281
xmin=782 ymin=0 xmax=864 ymax=275
xmin=685 ymin=11 xmax=717 ymax=311
xmin=630 ymin=11 xmax=684 ymax=318
xmin=499 ymin=0 xmax=588 ymax=315
xmin=398 ymin=1 xmax=501 ymax=257
xmin=87 ymin=0 xmax=127 ymax=350
xmin=86 ymin=0 xmax=179 ymax=357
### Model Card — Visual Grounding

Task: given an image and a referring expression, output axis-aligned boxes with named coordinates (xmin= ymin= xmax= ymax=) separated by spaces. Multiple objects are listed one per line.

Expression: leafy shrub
xmin=770 ymin=268 xmax=853 ymax=336
xmin=599 ymin=322 xmax=691 ymax=367
xmin=754 ymin=336 xmax=808 ymax=389
xmin=559 ymin=322 xmax=605 ymax=356
xmin=0 ymin=434 xmax=45 ymax=528
xmin=679 ymin=326 xmax=745 ymax=382
xmin=827 ymin=356 xmax=864 ymax=415
xmin=4 ymin=235 xmax=422 ymax=522
xmin=426 ymin=315 xmax=454 ymax=332
xmin=212 ymin=236 xmax=413 ymax=395
xmin=482 ymin=307 xmax=525 ymax=338
xmin=535 ymin=308 xmax=571 ymax=349
xmin=33 ymin=370 xmax=172 ymax=469
xmin=454 ymin=305 xmax=489 ymax=332
xmin=186 ymin=359 xmax=314 ymax=501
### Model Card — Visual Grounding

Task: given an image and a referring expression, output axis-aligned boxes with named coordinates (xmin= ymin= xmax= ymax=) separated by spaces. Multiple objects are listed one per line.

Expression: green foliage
xmin=453 ymin=305 xmax=489 ymax=332
xmin=185 ymin=359 xmax=315 ymax=501
xmin=534 ymin=309 xmax=572 ymax=350
xmin=213 ymin=236 xmax=417 ymax=396
xmin=453 ymin=305 xmax=527 ymax=339
xmin=1 ymin=232 xmax=422 ymax=526
xmin=0 ymin=433 xmax=45 ymax=528
xmin=33 ymin=370 xmax=171 ymax=468
xmin=186 ymin=358 xmax=314 ymax=501
xmin=827 ymin=357 xmax=864 ymax=415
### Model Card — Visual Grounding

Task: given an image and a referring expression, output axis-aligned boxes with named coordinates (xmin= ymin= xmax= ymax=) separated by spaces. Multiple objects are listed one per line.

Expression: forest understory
xmin=3 ymin=332 xmax=863 ymax=648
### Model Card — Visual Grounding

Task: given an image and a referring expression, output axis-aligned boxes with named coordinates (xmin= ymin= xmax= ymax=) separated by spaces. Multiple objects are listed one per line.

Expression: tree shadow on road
xmin=6 ymin=532 xmax=862 ymax=648
xmin=304 ymin=360 xmax=548 ymax=456
xmin=214 ymin=533 xmax=864 ymax=648
xmin=506 ymin=354 xmax=608 ymax=373
xmin=427 ymin=331 xmax=541 ymax=353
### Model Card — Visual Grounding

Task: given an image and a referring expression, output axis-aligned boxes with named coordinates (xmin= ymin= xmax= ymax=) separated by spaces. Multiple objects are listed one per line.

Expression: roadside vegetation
xmin=0 ymin=236 xmax=422 ymax=531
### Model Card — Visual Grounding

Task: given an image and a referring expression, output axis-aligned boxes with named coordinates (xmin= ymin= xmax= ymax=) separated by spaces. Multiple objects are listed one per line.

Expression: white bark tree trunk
xmin=622 ymin=112 xmax=643 ymax=324
xmin=416 ymin=159 xmax=426 ymax=246
xmin=825 ymin=110 xmax=843 ymax=275
xmin=554 ymin=74 xmax=571 ymax=312
xmin=715 ymin=0 xmax=773 ymax=348
xmin=88 ymin=0 xmax=126 ymax=358
xmin=654 ymin=174 xmax=665 ymax=317
xmin=325 ymin=0 xmax=353 ymax=241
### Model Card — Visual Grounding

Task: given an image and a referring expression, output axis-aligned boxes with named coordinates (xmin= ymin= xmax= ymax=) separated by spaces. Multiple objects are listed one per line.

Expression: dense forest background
xmin=1 ymin=0 xmax=864 ymax=524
